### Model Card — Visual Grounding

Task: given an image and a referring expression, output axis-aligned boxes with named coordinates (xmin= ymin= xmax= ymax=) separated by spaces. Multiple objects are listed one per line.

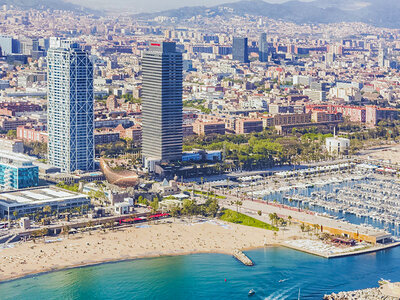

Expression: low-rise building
xmin=0 ymin=186 xmax=90 ymax=220
xmin=0 ymin=116 xmax=37 ymax=131
xmin=326 ymin=137 xmax=350 ymax=155
xmin=192 ymin=120 xmax=226 ymax=135
xmin=0 ymin=138 xmax=24 ymax=153
xmin=94 ymin=131 xmax=120 ymax=144
xmin=235 ymin=118 xmax=263 ymax=134
xmin=17 ymin=124 xmax=48 ymax=143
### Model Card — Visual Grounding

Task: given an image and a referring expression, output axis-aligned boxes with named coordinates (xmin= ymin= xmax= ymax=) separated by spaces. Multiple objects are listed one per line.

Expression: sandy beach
xmin=0 ymin=220 xmax=301 ymax=282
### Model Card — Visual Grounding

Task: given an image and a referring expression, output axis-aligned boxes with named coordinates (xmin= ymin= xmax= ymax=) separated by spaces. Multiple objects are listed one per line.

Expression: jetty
xmin=324 ymin=281 xmax=400 ymax=299
xmin=233 ymin=249 xmax=253 ymax=266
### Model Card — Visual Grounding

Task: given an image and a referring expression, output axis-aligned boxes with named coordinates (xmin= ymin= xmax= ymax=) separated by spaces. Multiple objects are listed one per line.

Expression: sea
xmin=1 ymin=245 xmax=400 ymax=300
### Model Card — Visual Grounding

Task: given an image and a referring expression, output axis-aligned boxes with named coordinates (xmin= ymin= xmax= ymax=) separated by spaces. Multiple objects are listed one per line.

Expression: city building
xmin=235 ymin=119 xmax=263 ymax=134
xmin=0 ymin=138 xmax=24 ymax=153
xmin=0 ymin=186 xmax=90 ymax=220
xmin=192 ymin=120 xmax=225 ymax=135
xmin=0 ymin=102 xmax=42 ymax=117
xmin=0 ymin=35 xmax=19 ymax=56
xmin=94 ymin=131 xmax=120 ymax=144
xmin=326 ymin=137 xmax=350 ymax=155
xmin=17 ymin=125 xmax=48 ymax=143
xmin=0 ymin=151 xmax=39 ymax=190
xmin=232 ymin=37 xmax=249 ymax=63
xmin=303 ymin=89 xmax=327 ymax=102
xmin=47 ymin=38 xmax=95 ymax=173
xmin=366 ymin=105 xmax=399 ymax=126
xmin=259 ymin=33 xmax=269 ymax=62
xmin=142 ymin=42 xmax=183 ymax=165
xmin=0 ymin=116 xmax=37 ymax=131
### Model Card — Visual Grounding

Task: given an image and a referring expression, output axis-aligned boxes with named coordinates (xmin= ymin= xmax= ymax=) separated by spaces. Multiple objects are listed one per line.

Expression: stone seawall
xmin=324 ymin=282 xmax=400 ymax=300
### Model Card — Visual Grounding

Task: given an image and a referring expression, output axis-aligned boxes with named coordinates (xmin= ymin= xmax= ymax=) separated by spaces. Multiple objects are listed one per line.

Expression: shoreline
xmin=0 ymin=245 xmax=274 ymax=284
xmin=1 ymin=220 xmax=397 ymax=283
xmin=5 ymin=239 xmax=398 ymax=283
xmin=0 ymin=221 xmax=287 ymax=283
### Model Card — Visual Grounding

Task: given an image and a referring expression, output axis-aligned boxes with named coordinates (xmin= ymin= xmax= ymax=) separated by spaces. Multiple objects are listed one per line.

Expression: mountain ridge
xmin=134 ymin=0 xmax=400 ymax=28
xmin=1 ymin=0 xmax=99 ymax=15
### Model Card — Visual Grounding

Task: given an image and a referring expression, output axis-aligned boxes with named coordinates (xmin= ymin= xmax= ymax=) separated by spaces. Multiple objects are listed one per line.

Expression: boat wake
xmin=265 ymin=284 xmax=301 ymax=300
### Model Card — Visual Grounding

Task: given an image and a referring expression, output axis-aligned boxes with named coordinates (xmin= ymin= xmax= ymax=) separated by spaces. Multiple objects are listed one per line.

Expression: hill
xmin=135 ymin=0 xmax=400 ymax=28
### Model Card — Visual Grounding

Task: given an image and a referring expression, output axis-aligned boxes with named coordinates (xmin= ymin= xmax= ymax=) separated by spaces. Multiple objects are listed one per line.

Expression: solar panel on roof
xmin=20 ymin=191 xmax=52 ymax=200
xmin=1 ymin=194 xmax=32 ymax=203
xmin=42 ymin=188 xmax=73 ymax=198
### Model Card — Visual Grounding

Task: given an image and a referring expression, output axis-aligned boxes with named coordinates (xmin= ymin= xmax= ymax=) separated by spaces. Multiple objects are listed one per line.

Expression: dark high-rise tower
xmin=232 ymin=37 xmax=249 ymax=63
xmin=142 ymin=42 xmax=183 ymax=164
xmin=259 ymin=33 xmax=269 ymax=62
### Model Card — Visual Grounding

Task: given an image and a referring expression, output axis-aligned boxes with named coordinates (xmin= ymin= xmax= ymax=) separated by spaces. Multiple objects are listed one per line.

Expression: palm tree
xmin=43 ymin=205 xmax=52 ymax=219
xmin=269 ymin=213 xmax=278 ymax=226
xmin=150 ymin=197 xmax=159 ymax=214
xmin=86 ymin=220 xmax=94 ymax=234
xmin=170 ymin=205 xmax=181 ymax=221
xmin=233 ymin=200 xmax=242 ymax=212
xmin=62 ymin=225 xmax=70 ymax=239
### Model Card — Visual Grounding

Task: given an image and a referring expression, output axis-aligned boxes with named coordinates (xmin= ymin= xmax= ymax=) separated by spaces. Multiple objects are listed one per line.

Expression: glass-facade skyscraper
xmin=232 ymin=37 xmax=249 ymax=63
xmin=142 ymin=42 xmax=183 ymax=164
xmin=0 ymin=151 xmax=38 ymax=190
xmin=259 ymin=33 xmax=269 ymax=62
xmin=47 ymin=38 xmax=94 ymax=173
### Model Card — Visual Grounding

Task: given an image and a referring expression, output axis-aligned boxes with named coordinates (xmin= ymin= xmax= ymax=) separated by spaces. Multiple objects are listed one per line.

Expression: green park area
xmin=220 ymin=209 xmax=278 ymax=231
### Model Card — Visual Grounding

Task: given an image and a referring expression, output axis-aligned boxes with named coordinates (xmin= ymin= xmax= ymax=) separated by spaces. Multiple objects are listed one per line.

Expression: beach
xmin=0 ymin=219 xmax=301 ymax=282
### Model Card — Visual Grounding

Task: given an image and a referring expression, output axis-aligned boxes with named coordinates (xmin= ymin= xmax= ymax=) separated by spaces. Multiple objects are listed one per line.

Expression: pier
xmin=233 ymin=249 xmax=254 ymax=266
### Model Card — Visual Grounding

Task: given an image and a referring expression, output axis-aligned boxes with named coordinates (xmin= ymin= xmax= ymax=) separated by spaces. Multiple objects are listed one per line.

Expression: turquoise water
xmin=1 ymin=246 xmax=400 ymax=300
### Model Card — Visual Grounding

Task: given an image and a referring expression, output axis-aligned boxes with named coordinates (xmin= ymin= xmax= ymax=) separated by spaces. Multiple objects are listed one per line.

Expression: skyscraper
xmin=259 ymin=33 xmax=269 ymax=62
xmin=232 ymin=37 xmax=249 ymax=63
xmin=142 ymin=42 xmax=183 ymax=165
xmin=47 ymin=38 xmax=94 ymax=173
xmin=0 ymin=35 xmax=19 ymax=56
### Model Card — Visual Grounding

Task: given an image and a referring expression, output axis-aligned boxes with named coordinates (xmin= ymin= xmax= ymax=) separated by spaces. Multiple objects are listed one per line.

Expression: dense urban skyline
xmin=0 ymin=2 xmax=399 ymax=299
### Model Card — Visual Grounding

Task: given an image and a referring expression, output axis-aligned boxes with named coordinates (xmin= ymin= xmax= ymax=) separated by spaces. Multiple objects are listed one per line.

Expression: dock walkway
xmin=233 ymin=249 xmax=254 ymax=266
xmin=281 ymin=241 xmax=400 ymax=259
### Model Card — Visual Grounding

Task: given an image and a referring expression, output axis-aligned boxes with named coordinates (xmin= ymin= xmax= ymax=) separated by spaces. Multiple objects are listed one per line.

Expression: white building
xmin=326 ymin=137 xmax=350 ymax=155
xmin=0 ymin=186 xmax=90 ymax=220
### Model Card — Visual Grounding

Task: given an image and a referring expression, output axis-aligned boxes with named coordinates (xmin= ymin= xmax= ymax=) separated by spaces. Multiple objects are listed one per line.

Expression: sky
xmin=65 ymin=0 xmax=312 ymax=14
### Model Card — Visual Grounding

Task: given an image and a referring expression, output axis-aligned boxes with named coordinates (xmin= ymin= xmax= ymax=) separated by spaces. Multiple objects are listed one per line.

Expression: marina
xmin=250 ymin=166 xmax=400 ymax=238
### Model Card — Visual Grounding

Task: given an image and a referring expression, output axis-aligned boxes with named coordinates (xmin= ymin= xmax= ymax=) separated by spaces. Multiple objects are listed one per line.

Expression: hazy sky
xmin=65 ymin=0 xmax=311 ymax=13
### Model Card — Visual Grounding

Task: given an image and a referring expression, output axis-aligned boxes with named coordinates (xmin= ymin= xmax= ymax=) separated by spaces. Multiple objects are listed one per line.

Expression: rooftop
xmin=0 ymin=186 xmax=88 ymax=209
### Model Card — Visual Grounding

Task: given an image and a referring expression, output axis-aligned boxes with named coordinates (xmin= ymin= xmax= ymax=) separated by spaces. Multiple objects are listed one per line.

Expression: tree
xmin=41 ymin=227 xmax=49 ymax=240
xmin=6 ymin=130 xmax=17 ymax=139
xmin=12 ymin=210 xmax=18 ymax=220
xmin=231 ymin=200 xmax=242 ymax=212
xmin=86 ymin=220 xmax=94 ymax=234
xmin=205 ymin=199 xmax=219 ymax=217
xmin=288 ymin=215 xmax=292 ymax=225
xmin=269 ymin=213 xmax=279 ymax=226
xmin=62 ymin=225 xmax=70 ymax=238
xmin=150 ymin=197 xmax=159 ymax=214
xmin=257 ymin=210 xmax=262 ymax=216
xmin=182 ymin=199 xmax=197 ymax=220
xmin=43 ymin=205 xmax=52 ymax=216
xmin=170 ymin=205 xmax=181 ymax=221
